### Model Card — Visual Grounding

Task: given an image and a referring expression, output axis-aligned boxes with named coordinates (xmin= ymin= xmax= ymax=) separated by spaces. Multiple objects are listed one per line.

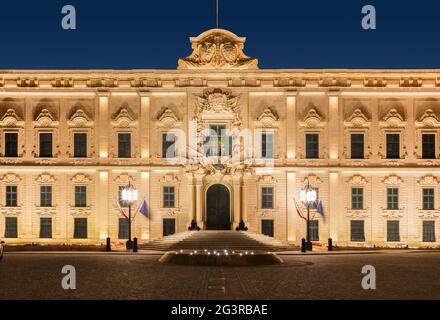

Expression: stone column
xmin=287 ymin=171 xmax=297 ymax=242
xmin=141 ymin=171 xmax=150 ymax=241
xmin=286 ymin=90 xmax=298 ymax=162
xmin=241 ymin=175 xmax=249 ymax=226
xmin=328 ymin=91 xmax=340 ymax=163
xmin=233 ymin=175 xmax=242 ymax=228
xmin=98 ymin=93 xmax=110 ymax=159
xmin=97 ymin=170 xmax=109 ymax=240
xmin=186 ymin=173 xmax=196 ymax=223
xmin=195 ymin=174 xmax=204 ymax=229
xmin=329 ymin=171 xmax=341 ymax=242
xmin=139 ymin=92 xmax=151 ymax=160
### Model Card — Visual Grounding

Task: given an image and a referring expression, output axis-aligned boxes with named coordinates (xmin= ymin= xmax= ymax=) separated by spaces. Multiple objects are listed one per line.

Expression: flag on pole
xmin=317 ymin=200 xmax=324 ymax=216
xmin=294 ymin=198 xmax=306 ymax=221
xmin=117 ymin=201 xmax=129 ymax=220
xmin=139 ymin=200 xmax=149 ymax=219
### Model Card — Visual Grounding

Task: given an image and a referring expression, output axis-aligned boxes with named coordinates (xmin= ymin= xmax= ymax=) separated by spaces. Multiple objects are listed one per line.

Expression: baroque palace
xmin=1 ymin=28 xmax=440 ymax=247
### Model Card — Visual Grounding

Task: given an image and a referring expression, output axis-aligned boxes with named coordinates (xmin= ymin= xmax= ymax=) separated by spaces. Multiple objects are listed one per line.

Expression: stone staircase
xmin=139 ymin=231 xmax=297 ymax=252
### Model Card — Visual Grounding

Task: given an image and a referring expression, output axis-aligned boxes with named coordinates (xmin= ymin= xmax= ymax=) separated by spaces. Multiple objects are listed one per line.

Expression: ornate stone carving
xmin=112 ymin=108 xmax=136 ymax=127
xmin=347 ymin=175 xmax=368 ymax=185
xmin=71 ymin=174 xmax=92 ymax=184
xmin=417 ymin=175 xmax=439 ymax=185
xmin=417 ymin=210 xmax=440 ymax=219
xmin=68 ymin=109 xmax=93 ymax=127
xmin=418 ymin=109 xmax=440 ymax=127
xmin=256 ymin=108 xmax=279 ymax=128
xmin=346 ymin=210 xmax=369 ymax=218
xmin=382 ymin=175 xmax=403 ymax=185
xmin=303 ymin=175 xmax=323 ymax=185
xmin=345 ymin=108 xmax=370 ymax=127
xmin=381 ymin=210 xmax=404 ymax=218
xmin=34 ymin=109 xmax=57 ymax=127
xmin=0 ymin=109 xmax=24 ymax=127
xmin=114 ymin=174 xmax=135 ymax=185
xmin=159 ymin=174 xmax=181 ymax=184
xmin=157 ymin=108 xmax=180 ymax=128
xmin=178 ymin=29 xmax=258 ymax=70
xmin=303 ymin=108 xmax=322 ymax=128
xmin=36 ymin=173 xmax=56 ymax=183
xmin=1 ymin=173 xmax=21 ymax=183
xmin=382 ymin=108 xmax=404 ymax=127
xmin=196 ymin=88 xmax=240 ymax=114
xmin=257 ymin=175 xmax=277 ymax=184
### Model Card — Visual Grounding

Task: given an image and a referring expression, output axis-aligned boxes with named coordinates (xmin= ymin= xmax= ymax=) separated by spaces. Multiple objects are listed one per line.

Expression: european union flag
xmin=139 ymin=200 xmax=149 ymax=219
xmin=317 ymin=200 xmax=324 ymax=216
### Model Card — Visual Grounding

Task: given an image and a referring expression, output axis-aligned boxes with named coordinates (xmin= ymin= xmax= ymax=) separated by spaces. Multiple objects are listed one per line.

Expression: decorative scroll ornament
xmin=36 ymin=173 xmax=56 ymax=183
xmin=113 ymin=108 xmax=135 ymax=127
xmin=71 ymin=174 xmax=92 ymax=184
xmin=35 ymin=109 xmax=56 ymax=127
xmin=1 ymin=173 xmax=21 ymax=183
xmin=303 ymin=108 xmax=322 ymax=128
xmin=347 ymin=175 xmax=368 ymax=185
xmin=417 ymin=175 xmax=439 ymax=186
xmin=68 ymin=109 xmax=92 ymax=127
xmin=0 ymin=109 xmax=23 ymax=127
xmin=178 ymin=29 xmax=258 ymax=70
xmin=157 ymin=108 xmax=179 ymax=128
xmin=257 ymin=108 xmax=279 ymax=128
xmin=346 ymin=108 xmax=370 ymax=127
xmin=382 ymin=174 xmax=403 ymax=185
xmin=382 ymin=108 xmax=404 ymax=127
xmin=418 ymin=109 xmax=440 ymax=127
xmin=258 ymin=175 xmax=277 ymax=184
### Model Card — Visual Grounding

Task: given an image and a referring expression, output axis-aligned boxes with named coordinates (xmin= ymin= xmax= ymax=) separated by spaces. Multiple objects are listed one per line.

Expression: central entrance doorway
xmin=206 ymin=184 xmax=231 ymax=230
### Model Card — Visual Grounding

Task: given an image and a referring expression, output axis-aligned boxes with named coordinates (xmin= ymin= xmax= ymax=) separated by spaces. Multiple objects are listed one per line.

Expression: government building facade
xmin=1 ymin=28 xmax=440 ymax=247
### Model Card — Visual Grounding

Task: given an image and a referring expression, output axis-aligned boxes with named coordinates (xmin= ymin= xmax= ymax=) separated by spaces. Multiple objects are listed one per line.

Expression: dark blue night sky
xmin=0 ymin=0 xmax=438 ymax=69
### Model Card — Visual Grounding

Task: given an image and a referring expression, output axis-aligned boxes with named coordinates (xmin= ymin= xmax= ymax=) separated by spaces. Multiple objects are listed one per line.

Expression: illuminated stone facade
xmin=1 ymin=29 xmax=440 ymax=247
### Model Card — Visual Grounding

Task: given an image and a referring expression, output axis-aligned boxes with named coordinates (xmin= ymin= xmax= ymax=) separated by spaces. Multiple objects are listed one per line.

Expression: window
xmin=387 ymin=220 xmax=400 ymax=242
xmin=4 ymin=217 xmax=18 ymax=238
xmin=261 ymin=132 xmax=274 ymax=159
xmin=310 ymin=220 xmax=319 ymax=241
xmin=163 ymin=219 xmax=176 ymax=237
xmin=386 ymin=133 xmax=400 ymax=159
xmin=74 ymin=133 xmax=87 ymax=158
xmin=39 ymin=133 xmax=53 ymax=158
xmin=204 ymin=125 xmax=232 ymax=157
xmin=305 ymin=134 xmax=319 ymax=159
xmin=387 ymin=188 xmax=399 ymax=210
xmin=423 ymin=188 xmax=435 ymax=210
xmin=74 ymin=218 xmax=88 ymax=239
xmin=75 ymin=186 xmax=87 ymax=208
xmin=40 ymin=218 xmax=52 ymax=239
xmin=422 ymin=134 xmax=436 ymax=159
xmin=40 ymin=186 xmax=52 ymax=207
xmin=118 ymin=218 xmax=129 ymax=239
xmin=310 ymin=188 xmax=319 ymax=210
xmin=6 ymin=185 xmax=17 ymax=207
xmin=118 ymin=133 xmax=131 ymax=158
xmin=163 ymin=186 xmax=175 ymax=208
xmin=351 ymin=133 xmax=365 ymax=159
xmin=261 ymin=220 xmax=274 ymax=237
xmin=4 ymin=132 xmax=18 ymax=157
xmin=351 ymin=220 xmax=365 ymax=242
xmin=423 ymin=221 xmax=436 ymax=243
xmin=162 ymin=133 xmax=176 ymax=159
xmin=351 ymin=188 xmax=364 ymax=210
xmin=261 ymin=187 xmax=274 ymax=209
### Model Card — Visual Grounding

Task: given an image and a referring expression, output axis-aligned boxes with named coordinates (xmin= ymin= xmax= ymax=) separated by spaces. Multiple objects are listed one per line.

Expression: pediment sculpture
xmin=113 ymin=108 xmax=136 ymax=127
xmin=68 ymin=109 xmax=93 ymax=127
xmin=418 ymin=109 xmax=440 ymax=127
xmin=178 ymin=29 xmax=258 ymax=70
xmin=0 ymin=109 xmax=24 ymax=127
xmin=257 ymin=108 xmax=279 ymax=128
xmin=381 ymin=108 xmax=404 ymax=127
xmin=345 ymin=108 xmax=370 ymax=127
xmin=34 ymin=109 xmax=57 ymax=127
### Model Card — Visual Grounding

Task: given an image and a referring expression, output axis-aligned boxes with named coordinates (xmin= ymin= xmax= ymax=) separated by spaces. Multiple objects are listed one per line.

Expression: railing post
xmin=133 ymin=237 xmax=138 ymax=253
xmin=301 ymin=238 xmax=306 ymax=253
xmin=328 ymin=238 xmax=333 ymax=251
xmin=106 ymin=237 xmax=111 ymax=252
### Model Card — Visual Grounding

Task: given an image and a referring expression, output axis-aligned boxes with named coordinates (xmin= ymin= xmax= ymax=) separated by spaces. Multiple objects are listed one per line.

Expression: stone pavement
xmin=1 ymin=251 xmax=440 ymax=300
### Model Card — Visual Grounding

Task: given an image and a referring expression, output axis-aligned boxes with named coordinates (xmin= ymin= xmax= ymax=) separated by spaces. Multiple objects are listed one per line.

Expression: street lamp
xmin=300 ymin=181 xmax=318 ymax=251
xmin=121 ymin=182 xmax=138 ymax=250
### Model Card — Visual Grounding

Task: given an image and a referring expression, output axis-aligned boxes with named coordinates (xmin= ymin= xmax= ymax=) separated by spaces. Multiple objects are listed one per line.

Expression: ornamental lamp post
xmin=300 ymin=181 xmax=318 ymax=252
xmin=121 ymin=182 xmax=138 ymax=250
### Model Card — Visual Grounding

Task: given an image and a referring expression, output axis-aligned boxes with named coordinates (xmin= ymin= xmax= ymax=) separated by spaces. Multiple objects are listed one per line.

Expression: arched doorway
xmin=206 ymin=184 xmax=231 ymax=230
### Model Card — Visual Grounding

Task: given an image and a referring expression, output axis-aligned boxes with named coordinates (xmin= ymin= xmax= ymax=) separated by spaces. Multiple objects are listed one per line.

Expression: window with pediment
xmin=34 ymin=173 xmax=58 ymax=216
xmin=32 ymin=108 xmax=60 ymax=159
xmin=155 ymin=107 xmax=183 ymax=162
xmin=69 ymin=174 xmax=93 ymax=216
xmin=381 ymin=175 xmax=405 ymax=218
xmin=378 ymin=109 xmax=407 ymax=161
xmin=298 ymin=108 xmax=327 ymax=160
xmin=415 ymin=109 xmax=440 ymax=160
xmin=67 ymin=108 xmax=95 ymax=160
xmin=254 ymin=107 xmax=280 ymax=162
xmin=0 ymin=173 xmax=23 ymax=216
xmin=343 ymin=108 xmax=371 ymax=160
xmin=0 ymin=108 xmax=25 ymax=160
xmin=110 ymin=107 xmax=138 ymax=159
xmin=416 ymin=175 xmax=440 ymax=219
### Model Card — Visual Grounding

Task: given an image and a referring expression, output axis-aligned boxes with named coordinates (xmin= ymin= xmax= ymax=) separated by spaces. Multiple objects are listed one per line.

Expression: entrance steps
xmin=139 ymin=231 xmax=297 ymax=252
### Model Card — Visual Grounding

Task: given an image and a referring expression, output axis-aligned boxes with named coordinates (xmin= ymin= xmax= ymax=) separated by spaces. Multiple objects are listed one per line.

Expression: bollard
xmin=301 ymin=238 xmax=306 ymax=253
xmin=328 ymin=238 xmax=333 ymax=252
xmin=106 ymin=237 xmax=111 ymax=252
xmin=133 ymin=237 xmax=138 ymax=253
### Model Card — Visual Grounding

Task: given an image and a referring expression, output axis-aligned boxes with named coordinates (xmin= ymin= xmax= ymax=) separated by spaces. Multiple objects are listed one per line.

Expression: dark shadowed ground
xmin=0 ymin=252 xmax=439 ymax=300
